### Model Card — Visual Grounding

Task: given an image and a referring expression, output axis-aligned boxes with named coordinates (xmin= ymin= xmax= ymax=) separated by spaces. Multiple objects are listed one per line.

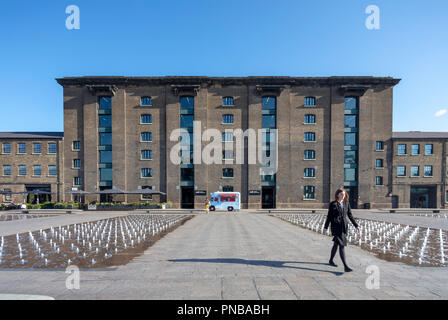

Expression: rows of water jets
xmin=0 ymin=214 xmax=57 ymax=222
xmin=273 ymin=214 xmax=447 ymax=267
xmin=411 ymin=213 xmax=448 ymax=219
xmin=0 ymin=214 xmax=192 ymax=268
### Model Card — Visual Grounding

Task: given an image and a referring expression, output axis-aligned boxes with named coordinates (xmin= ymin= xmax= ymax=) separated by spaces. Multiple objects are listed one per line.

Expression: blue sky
xmin=0 ymin=0 xmax=447 ymax=132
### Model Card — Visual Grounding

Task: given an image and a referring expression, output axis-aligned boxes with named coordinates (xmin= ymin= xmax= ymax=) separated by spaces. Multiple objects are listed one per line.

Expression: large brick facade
xmin=56 ymin=76 xmax=401 ymax=209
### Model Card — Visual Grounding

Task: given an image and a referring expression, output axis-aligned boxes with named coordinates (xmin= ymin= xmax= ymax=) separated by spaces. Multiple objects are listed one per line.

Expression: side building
xmin=392 ymin=131 xmax=448 ymax=208
xmin=56 ymin=76 xmax=400 ymax=209
xmin=0 ymin=132 xmax=64 ymax=204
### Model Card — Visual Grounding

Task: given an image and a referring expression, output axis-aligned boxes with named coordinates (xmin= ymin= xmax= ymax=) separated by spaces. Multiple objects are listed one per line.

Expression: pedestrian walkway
xmin=0 ymin=212 xmax=446 ymax=299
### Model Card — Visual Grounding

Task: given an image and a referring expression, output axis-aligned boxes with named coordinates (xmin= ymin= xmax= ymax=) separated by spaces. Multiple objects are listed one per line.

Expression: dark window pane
xmin=141 ymin=96 xmax=152 ymax=106
xmin=99 ymin=97 xmax=111 ymax=109
xmin=100 ymin=168 xmax=113 ymax=181
xmin=100 ymin=151 xmax=112 ymax=163
xmin=344 ymin=168 xmax=356 ymax=181
xmin=262 ymin=96 xmax=276 ymax=110
xmin=99 ymin=133 xmax=112 ymax=145
xmin=181 ymin=168 xmax=194 ymax=181
xmin=222 ymin=97 xmax=234 ymax=106
xmin=180 ymin=96 xmax=194 ymax=110
xmin=181 ymin=115 xmax=194 ymax=128
xmin=262 ymin=115 xmax=276 ymax=128
xmin=99 ymin=115 xmax=112 ymax=127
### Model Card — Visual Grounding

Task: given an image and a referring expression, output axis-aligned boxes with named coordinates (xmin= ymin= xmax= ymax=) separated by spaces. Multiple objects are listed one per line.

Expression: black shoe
xmin=344 ymin=266 xmax=353 ymax=272
xmin=329 ymin=260 xmax=338 ymax=267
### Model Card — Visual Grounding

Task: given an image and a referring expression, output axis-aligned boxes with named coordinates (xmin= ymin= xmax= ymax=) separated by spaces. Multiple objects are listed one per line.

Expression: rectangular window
xmin=3 ymin=165 xmax=11 ymax=176
xmin=425 ymin=144 xmax=433 ymax=155
xmin=222 ymin=186 xmax=234 ymax=192
xmin=344 ymin=133 xmax=356 ymax=146
xmin=140 ymin=114 xmax=152 ymax=124
xmin=48 ymin=143 xmax=57 ymax=154
xmin=424 ymin=165 xmax=433 ymax=177
xmin=99 ymin=133 xmax=112 ymax=145
xmin=99 ymin=115 xmax=112 ymax=127
xmin=344 ymin=168 xmax=356 ymax=181
xmin=99 ymin=151 xmax=112 ymax=163
xmin=3 ymin=143 xmax=11 ymax=154
xmin=141 ymin=96 xmax=152 ymax=106
xmin=344 ymin=97 xmax=358 ymax=110
xmin=397 ymin=144 xmax=406 ymax=155
xmin=304 ymin=132 xmax=315 ymax=142
xmin=262 ymin=96 xmax=276 ymax=110
xmin=344 ymin=151 xmax=356 ymax=164
xmin=304 ymin=114 xmax=315 ymax=124
xmin=141 ymin=168 xmax=152 ymax=178
xmin=376 ymin=141 xmax=384 ymax=151
xmin=4 ymin=188 xmax=11 ymax=201
xmin=141 ymin=185 xmax=153 ymax=200
xmin=304 ymin=168 xmax=315 ymax=177
xmin=141 ymin=132 xmax=152 ymax=142
xmin=223 ymin=168 xmax=234 ymax=178
xmin=222 ymin=97 xmax=234 ymax=106
xmin=73 ymin=159 xmax=81 ymax=168
xmin=222 ymin=114 xmax=234 ymax=124
xmin=100 ymin=168 xmax=112 ymax=181
xmin=304 ymin=150 xmax=315 ymax=159
xmin=411 ymin=166 xmax=419 ymax=177
xmin=223 ymin=150 xmax=234 ymax=160
xmin=180 ymin=115 xmax=194 ymax=128
xmin=33 ymin=143 xmax=41 ymax=154
xmin=99 ymin=96 xmax=112 ymax=109
xmin=304 ymin=97 xmax=316 ymax=107
xmin=73 ymin=141 xmax=80 ymax=151
xmin=262 ymin=115 xmax=276 ymax=128
xmin=397 ymin=166 xmax=406 ymax=177
xmin=33 ymin=165 xmax=42 ymax=176
xmin=74 ymin=177 xmax=81 ymax=186
xmin=19 ymin=165 xmax=26 ymax=176
xmin=304 ymin=186 xmax=315 ymax=199
xmin=344 ymin=115 xmax=357 ymax=128
xmin=375 ymin=176 xmax=383 ymax=185
xmin=180 ymin=96 xmax=194 ymax=111
xmin=141 ymin=150 xmax=152 ymax=160
xmin=18 ymin=143 xmax=26 ymax=154
xmin=49 ymin=165 xmax=57 ymax=176
xmin=375 ymin=159 xmax=383 ymax=168
xmin=180 ymin=168 xmax=193 ymax=181
xmin=222 ymin=132 xmax=234 ymax=141
xmin=411 ymin=144 xmax=420 ymax=155
xmin=261 ymin=173 xmax=275 ymax=182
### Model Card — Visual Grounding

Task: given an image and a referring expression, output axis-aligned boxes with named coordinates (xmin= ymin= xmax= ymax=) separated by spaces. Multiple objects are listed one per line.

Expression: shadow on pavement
xmin=168 ymin=258 xmax=345 ymax=276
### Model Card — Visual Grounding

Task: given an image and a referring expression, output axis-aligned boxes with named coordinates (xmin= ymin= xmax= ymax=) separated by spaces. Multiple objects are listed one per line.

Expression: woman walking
xmin=323 ymin=188 xmax=360 ymax=272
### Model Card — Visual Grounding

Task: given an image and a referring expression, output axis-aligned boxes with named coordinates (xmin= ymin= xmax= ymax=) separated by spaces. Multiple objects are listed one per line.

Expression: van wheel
xmin=227 ymin=206 xmax=233 ymax=211
xmin=210 ymin=206 xmax=215 ymax=211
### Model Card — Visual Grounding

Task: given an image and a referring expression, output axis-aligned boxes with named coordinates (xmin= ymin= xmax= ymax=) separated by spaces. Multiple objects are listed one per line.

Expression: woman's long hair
xmin=334 ymin=188 xmax=349 ymax=201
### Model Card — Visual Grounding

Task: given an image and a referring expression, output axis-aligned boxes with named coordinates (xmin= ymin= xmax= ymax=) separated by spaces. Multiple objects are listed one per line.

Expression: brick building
xmin=55 ymin=76 xmax=401 ymax=209
xmin=0 ymin=132 xmax=64 ymax=204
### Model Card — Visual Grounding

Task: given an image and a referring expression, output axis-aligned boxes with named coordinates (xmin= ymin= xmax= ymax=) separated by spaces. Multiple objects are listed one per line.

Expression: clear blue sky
xmin=0 ymin=0 xmax=447 ymax=132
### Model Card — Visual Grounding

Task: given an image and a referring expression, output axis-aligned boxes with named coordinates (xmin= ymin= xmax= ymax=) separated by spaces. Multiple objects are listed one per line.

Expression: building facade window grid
xmin=49 ymin=165 xmax=57 ymax=176
xmin=3 ymin=143 xmax=11 ymax=154
xmin=18 ymin=143 xmax=26 ymax=154
xmin=425 ymin=144 xmax=433 ymax=155
xmin=411 ymin=144 xmax=420 ymax=155
xmin=411 ymin=166 xmax=419 ymax=177
xmin=33 ymin=165 xmax=42 ymax=176
xmin=140 ymin=114 xmax=152 ymax=124
xmin=33 ymin=143 xmax=41 ymax=154
xmin=397 ymin=166 xmax=406 ymax=176
xmin=222 ymin=97 xmax=234 ymax=106
xmin=141 ymin=168 xmax=152 ymax=178
xmin=304 ymin=132 xmax=315 ymax=142
xmin=304 ymin=114 xmax=315 ymax=124
xmin=48 ymin=143 xmax=57 ymax=154
xmin=222 ymin=114 xmax=234 ymax=124
xmin=304 ymin=186 xmax=315 ymax=199
xmin=3 ymin=165 xmax=11 ymax=176
xmin=141 ymin=150 xmax=152 ymax=160
xmin=397 ymin=144 xmax=406 ymax=155
xmin=18 ymin=165 xmax=26 ymax=176
xmin=304 ymin=97 xmax=316 ymax=106
xmin=424 ymin=165 xmax=433 ymax=176
xmin=141 ymin=96 xmax=152 ymax=106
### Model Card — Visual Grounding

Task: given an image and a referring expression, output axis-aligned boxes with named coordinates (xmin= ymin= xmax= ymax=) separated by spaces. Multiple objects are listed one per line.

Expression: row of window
xmin=222 ymin=168 xmax=316 ymax=178
xmin=2 ymin=165 xmax=57 ymax=176
xmin=138 ymin=96 xmax=317 ymax=108
xmin=396 ymin=165 xmax=434 ymax=177
xmin=397 ymin=144 xmax=433 ymax=155
xmin=2 ymin=142 xmax=57 ymax=154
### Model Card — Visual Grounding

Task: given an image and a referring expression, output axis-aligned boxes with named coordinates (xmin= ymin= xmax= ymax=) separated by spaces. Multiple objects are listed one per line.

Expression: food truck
xmin=209 ymin=192 xmax=240 ymax=211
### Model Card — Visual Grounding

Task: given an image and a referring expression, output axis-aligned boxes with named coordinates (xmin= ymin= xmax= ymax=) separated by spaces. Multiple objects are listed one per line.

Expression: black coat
xmin=324 ymin=200 xmax=358 ymax=246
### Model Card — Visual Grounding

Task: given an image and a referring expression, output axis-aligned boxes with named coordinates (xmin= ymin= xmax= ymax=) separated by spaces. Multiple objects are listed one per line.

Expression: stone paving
xmin=0 ymin=211 xmax=447 ymax=300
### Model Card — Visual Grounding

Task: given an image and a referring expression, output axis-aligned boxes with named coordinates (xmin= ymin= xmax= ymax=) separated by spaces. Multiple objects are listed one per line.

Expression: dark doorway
xmin=345 ymin=187 xmax=358 ymax=209
xmin=100 ymin=186 xmax=112 ymax=203
xmin=181 ymin=187 xmax=194 ymax=209
xmin=25 ymin=184 xmax=51 ymax=204
xmin=392 ymin=195 xmax=399 ymax=208
xmin=410 ymin=186 xmax=437 ymax=208
xmin=262 ymin=187 xmax=275 ymax=208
